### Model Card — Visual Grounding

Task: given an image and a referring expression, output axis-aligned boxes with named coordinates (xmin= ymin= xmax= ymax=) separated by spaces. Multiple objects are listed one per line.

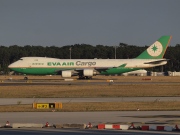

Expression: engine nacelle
xmin=121 ymin=73 xmax=128 ymax=76
xmin=83 ymin=69 xmax=94 ymax=76
xmin=62 ymin=71 xmax=72 ymax=78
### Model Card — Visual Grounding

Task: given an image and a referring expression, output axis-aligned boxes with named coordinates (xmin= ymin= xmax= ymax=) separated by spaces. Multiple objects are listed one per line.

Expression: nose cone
xmin=8 ymin=62 xmax=21 ymax=73
xmin=8 ymin=62 xmax=17 ymax=70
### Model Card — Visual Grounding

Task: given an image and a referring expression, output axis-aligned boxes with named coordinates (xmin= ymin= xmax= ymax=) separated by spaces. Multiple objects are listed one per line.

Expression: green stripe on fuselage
xmin=10 ymin=68 xmax=72 ymax=75
xmin=11 ymin=67 xmax=141 ymax=76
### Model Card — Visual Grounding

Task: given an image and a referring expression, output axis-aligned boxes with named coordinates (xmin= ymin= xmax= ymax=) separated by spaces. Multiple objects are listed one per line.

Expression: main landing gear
xmin=78 ymin=76 xmax=92 ymax=80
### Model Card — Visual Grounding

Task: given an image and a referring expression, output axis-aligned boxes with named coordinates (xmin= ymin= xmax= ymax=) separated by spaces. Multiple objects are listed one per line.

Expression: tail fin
xmin=136 ymin=36 xmax=172 ymax=59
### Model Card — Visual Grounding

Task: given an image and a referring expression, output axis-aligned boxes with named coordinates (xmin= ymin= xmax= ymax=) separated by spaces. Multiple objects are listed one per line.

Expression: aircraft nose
xmin=8 ymin=64 xmax=12 ymax=68
xmin=8 ymin=63 xmax=14 ymax=68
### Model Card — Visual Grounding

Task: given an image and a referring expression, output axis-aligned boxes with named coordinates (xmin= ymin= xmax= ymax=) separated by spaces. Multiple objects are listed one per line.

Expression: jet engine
xmin=62 ymin=71 xmax=72 ymax=77
xmin=83 ymin=69 xmax=94 ymax=76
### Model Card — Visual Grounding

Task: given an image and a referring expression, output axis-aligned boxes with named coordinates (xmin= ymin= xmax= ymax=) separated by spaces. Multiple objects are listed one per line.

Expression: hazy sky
xmin=0 ymin=0 xmax=179 ymax=46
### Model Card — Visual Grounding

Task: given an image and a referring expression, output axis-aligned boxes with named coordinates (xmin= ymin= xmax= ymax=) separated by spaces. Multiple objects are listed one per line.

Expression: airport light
xmin=114 ymin=46 xmax=117 ymax=59
xmin=69 ymin=47 xmax=72 ymax=59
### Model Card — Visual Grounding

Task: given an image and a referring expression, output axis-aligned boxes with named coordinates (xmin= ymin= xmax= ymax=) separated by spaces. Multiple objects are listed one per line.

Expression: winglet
xmin=136 ymin=36 xmax=172 ymax=59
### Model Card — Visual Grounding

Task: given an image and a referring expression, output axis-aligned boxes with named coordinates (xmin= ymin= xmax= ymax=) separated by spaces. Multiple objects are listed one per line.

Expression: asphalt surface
xmin=0 ymin=79 xmax=180 ymax=86
xmin=1 ymin=81 xmax=180 ymax=85
xmin=1 ymin=111 xmax=180 ymax=135
xmin=0 ymin=97 xmax=179 ymax=105
xmin=1 ymin=128 xmax=180 ymax=135
xmin=0 ymin=111 xmax=180 ymax=124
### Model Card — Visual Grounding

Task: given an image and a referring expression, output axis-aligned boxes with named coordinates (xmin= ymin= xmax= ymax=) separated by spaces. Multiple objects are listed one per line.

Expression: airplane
xmin=8 ymin=36 xmax=172 ymax=80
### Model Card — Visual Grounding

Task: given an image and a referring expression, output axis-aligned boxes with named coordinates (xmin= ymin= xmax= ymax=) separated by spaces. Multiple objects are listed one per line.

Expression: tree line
xmin=0 ymin=43 xmax=180 ymax=74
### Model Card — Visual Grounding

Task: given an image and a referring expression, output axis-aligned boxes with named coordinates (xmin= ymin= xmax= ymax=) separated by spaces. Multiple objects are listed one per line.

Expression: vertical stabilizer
xmin=136 ymin=36 xmax=172 ymax=59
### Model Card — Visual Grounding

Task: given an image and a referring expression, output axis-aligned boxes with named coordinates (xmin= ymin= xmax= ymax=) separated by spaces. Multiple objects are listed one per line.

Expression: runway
xmin=0 ymin=111 xmax=180 ymax=125
xmin=0 ymin=97 xmax=179 ymax=105
xmin=1 ymin=79 xmax=180 ymax=86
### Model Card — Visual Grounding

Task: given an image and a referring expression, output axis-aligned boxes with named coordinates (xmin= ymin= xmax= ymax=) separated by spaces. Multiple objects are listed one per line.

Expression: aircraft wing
xmin=75 ymin=67 xmax=111 ymax=74
xmin=94 ymin=63 xmax=127 ymax=72
xmin=94 ymin=67 xmax=111 ymax=73
xmin=54 ymin=63 xmax=128 ymax=75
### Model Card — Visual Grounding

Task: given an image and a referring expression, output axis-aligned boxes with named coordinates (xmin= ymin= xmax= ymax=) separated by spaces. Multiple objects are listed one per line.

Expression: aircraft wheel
xmin=78 ymin=76 xmax=86 ymax=79
xmin=24 ymin=76 xmax=28 ymax=80
xmin=85 ymin=76 xmax=92 ymax=79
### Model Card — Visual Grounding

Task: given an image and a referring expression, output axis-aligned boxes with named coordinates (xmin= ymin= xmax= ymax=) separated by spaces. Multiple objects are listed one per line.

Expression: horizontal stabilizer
xmin=144 ymin=59 xmax=169 ymax=64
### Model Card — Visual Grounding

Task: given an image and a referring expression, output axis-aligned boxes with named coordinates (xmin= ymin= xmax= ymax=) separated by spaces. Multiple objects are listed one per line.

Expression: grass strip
xmin=0 ymin=84 xmax=180 ymax=98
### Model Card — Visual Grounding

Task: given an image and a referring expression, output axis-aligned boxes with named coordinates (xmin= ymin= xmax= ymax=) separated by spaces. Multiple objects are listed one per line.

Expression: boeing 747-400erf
xmin=8 ymin=36 xmax=172 ymax=79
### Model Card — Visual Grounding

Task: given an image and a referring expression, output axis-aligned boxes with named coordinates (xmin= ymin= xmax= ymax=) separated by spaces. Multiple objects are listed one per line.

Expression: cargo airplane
xmin=8 ymin=36 xmax=172 ymax=79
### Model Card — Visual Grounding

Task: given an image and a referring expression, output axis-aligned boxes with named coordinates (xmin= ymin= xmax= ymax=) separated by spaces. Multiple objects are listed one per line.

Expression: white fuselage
xmin=8 ymin=57 xmax=167 ymax=69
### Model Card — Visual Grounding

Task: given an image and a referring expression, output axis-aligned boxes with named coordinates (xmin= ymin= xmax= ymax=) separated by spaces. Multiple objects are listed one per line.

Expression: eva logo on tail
xmin=136 ymin=36 xmax=172 ymax=59
xmin=147 ymin=41 xmax=163 ymax=57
